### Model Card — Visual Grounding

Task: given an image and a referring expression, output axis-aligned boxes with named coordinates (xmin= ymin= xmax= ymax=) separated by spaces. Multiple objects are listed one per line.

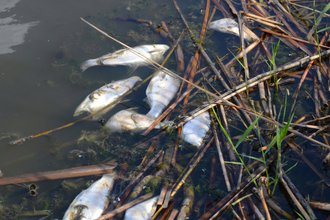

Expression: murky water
xmin=0 ymin=0 xmax=329 ymax=219
xmin=0 ymin=0 xmax=177 ymax=174
xmin=0 ymin=0 xmax=195 ymax=218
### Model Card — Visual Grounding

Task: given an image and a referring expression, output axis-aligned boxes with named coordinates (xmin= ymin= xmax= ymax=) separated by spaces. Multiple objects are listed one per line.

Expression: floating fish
xmin=209 ymin=18 xmax=259 ymax=42
xmin=81 ymin=44 xmax=170 ymax=71
xmin=104 ymin=109 xmax=161 ymax=133
xmin=124 ymin=196 xmax=158 ymax=220
xmin=145 ymin=70 xmax=181 ymax=119
xmin=63 ymin=174 xmax=115 ymax=220
xmin=74 ymin=76 xmax=142 ymax=119
xmin=182 ymin=111 xmax=211 ymax=148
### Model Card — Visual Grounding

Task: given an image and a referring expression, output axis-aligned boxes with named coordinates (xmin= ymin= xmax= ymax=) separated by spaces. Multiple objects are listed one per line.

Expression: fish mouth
xmin=150 ymin=47 xmax=169 ymax=55
xmin=73 ymin=109 xmax=86 ymax=117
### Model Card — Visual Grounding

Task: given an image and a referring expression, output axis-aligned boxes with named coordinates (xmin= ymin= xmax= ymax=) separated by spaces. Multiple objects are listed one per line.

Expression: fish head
xmin=63 ymin=204 xmax=90 ymax=220
xmin=105 ymin=109 xmax=135 ymax=133
xmin=153 ymin=44 xmax=170 ymax=54
xmin=209 ymin=18 xmax=240 ymax=36
xmin=73 ymin=99 xmax=91 ymax=117
xmin=105 ymin=109 xmax=154 ymax=133
xmin=148 ymin=44 xmax=170 ymax=61
xmin=121 ymin=76 xmax=142 ymax=88
xmin=131 ymin=113 xmax=154 ymax=129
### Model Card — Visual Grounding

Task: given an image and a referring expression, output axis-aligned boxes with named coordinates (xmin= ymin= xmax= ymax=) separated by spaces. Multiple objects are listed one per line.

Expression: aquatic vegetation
xmin=1 ymin=0 xmax=330 ymax=219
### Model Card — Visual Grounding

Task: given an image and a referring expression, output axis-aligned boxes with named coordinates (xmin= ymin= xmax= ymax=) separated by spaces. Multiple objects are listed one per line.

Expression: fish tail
xmin=146 ymin=109 xmax=160 ymax=119
xmin=146 ymin=104 xmax=166 ymax=119
xmin=81 ymin=58 xmax=99 ymax=71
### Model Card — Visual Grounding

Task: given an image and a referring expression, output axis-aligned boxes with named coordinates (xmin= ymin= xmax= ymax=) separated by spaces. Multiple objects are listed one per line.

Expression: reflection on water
xmin=0 ymin=0 xmax=20 ymax=12
xmin=0 ymin=0 xmax=38 ymax=54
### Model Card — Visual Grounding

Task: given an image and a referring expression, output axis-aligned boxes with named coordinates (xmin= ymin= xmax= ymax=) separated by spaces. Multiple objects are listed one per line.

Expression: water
xmin=0 ymin=0 xmax=192 ymax=218
xmin=0 ymin=0 xmax=329 ymax=219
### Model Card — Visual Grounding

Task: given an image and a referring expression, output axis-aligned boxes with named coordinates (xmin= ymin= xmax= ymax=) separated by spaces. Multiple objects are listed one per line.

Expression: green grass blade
xmin=235 ymin=117 xmax=259 ymax=149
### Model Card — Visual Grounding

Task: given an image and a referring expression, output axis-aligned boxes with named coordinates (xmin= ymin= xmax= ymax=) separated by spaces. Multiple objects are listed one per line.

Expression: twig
xmin=309 ymin=201 xmax=330 ymax=212
xmin=0 ymin=162 xmax=116 ymax=186
xmin=270 ymin=0 xmax=307 ymax=34
xmin=10 ymin=40 xmax=177 ymax=145
xmin=247 ymin=197 xmax=265 ymax=220
xmin=170 ymin=137 xmax=214 ymax=198
xmin=116 ymin=150 xmax=163 ymax=206
xmin=255 ymin=184 xmax=294 ymax=219
xmin=213 ymin=125 xmax=232 ymax=191
xmin=226 ymin=39 xmax=261 ymax=68
xmin=200 ymin=165 xmax=267 ymax=219
xmin=287 ymin=141 xmax=330 ymax=187
xmin=177 ymin=49 xmax=330 ymax=129
xmin=183 ymin=0 xmax=210 ymax=107
xmin=242 ymin=12 xmax=283 ymax=25
xmin=289 ymin=32 xmax=329 ymax=116
xmin=167 ymin=209 xmax=179 ymax=220
xmin=174 ymin=0 xmax=267 ymax=146
xmin=257 ymin=186 xmax=271 ymax=220
xmin=259 ymin=28 xmax=330 ymax=50
xmin=152 ymin=137 xmax=214 ymax=219
xmin=98 ymin=193 xmax=153 ymax=220
xmin=80 ymin=17 xmax=219 ymax=99
xmin=160 ymin=21 xmax=185 ymax=72
xmin=237 ymin=12 xmax=250 ymax=79
xmin=280 ymin=169 xmax=317 ymax=220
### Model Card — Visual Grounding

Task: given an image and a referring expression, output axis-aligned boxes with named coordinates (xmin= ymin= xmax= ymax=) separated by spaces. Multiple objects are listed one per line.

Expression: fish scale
xmin=74 ymin=76 xmax=142 ymax=119
xmin=146 ymin=70 xmax=181 ymax=119
xmin=63 ymin=174 xmax=115 ymax=220
xmin=81 ymin=44 xmax=170 ymax=71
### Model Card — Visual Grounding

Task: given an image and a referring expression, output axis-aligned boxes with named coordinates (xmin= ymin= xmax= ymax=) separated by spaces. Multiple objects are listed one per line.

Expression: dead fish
xmin=81 ymin=44 xmax=170 ymax=71
xmin=74 ymin=76 xmax=142 ymax=119
xmin=146 ymin=70 xmax=180 ymax=118
xmin=104 ymin=109 xmax=160 ymax=133
xmin=124 ymin=196 xmax=158 ymax=220
xmin=209 ymin=18 xmax=259 ymax=42
xmin=182 ymin=111 xmax=211 ymax=148
xmin=63 ymin=174 xmax=115 ymax=220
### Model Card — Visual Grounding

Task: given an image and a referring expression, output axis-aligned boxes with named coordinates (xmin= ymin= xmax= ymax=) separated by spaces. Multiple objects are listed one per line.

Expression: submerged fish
xmin=146 ymin=70 xmax=181 ymax=119
xmin=124 ymin=196 xmax=159 ymax=220
xmin=104 ymin=109 xmax=160 ymax=133
xmin=63 ymin=174 xmax=115 ymax=220
xmin=209 ymin=18 xmax=259 ymax=42
xmin=182 ymin=111 xmax=211 ymax=148
xmin=74 ymin=76 xmax=142 ymax=119
xmin=81 ymin=44 xmax=170 ymax=71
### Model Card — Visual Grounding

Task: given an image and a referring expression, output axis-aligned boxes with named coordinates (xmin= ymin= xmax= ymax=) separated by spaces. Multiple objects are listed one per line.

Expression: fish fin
xmin=126 ymin=65 xmax=138 ymax=76
xmin=73 ymin=107 xmax=87 ymax=117
xmin=146 ymin=104 xmax=166 ymax=119
xmin=121 ymin=99 xmax=131 ymax=104
xmin=81 ymin=58 xmax=99 ymax=71
xmin=125 ymin=107 xmax=139 ymax=112
xmin=143 ymin=97 xmax=150 ymax=105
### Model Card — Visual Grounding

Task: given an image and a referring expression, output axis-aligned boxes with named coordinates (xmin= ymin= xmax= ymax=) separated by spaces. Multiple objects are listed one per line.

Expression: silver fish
xmin=209 ymin=18 xmax=259 ymax=42
xmin=104 ymin=109 xmax=160 ymax=133
xmin=74 ymin=76 xmax=142 ymax=119
xmin=145 ymin=70 xmax=181 ymax=119
xmin=63 ymin=174 xmax=115 ymax=220
xmin=81 ymin=44 xmax=170 ymax=71
xmin=124 ymin=196 xmax=158 ymax=220
xmin=182 ymin=111 xmax=211 ymax=148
